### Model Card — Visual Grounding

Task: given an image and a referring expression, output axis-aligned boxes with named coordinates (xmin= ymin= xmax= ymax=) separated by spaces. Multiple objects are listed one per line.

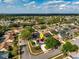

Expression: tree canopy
xmin=21 ymin=27 xmax=34 ymax=39
xmin=62 ymin=42 xmax=78 ymax=53
xmin=21 ymin=29 xmax=31 ymax=39
xmin=0 ymin=25 xmax=8 ymax=37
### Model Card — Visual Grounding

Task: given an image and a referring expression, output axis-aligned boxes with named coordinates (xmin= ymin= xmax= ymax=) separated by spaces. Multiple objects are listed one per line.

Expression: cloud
xmin=6 ymin=5 xmax=15 ymax=8
xmin=23 ymin=0 xmax=65 ymax=9
xmin=27 ymin=1 xmax=35 ymax=5
xmin=42 ymin=0 xmax=64 ymax=6
xmin=43 ymin=1 xmax=63 ymax=4
xmin=60 ymin=4 xmax=66 ymax=7
xmin=72 ymin=1 xmax=79 ymax=4
xmin=24 ymin=1 xmax=37 ymax=8
xmin=59 ymin=4 xmax=66 ymax=10
xmin=0 ymin=0 xmax=79 ymax=13
xmin=24 ymin=1 xmax=35 ymax=6
xmin=3 ymin=0 xmax=14 ymax=3
xmin=58 ymin=2 xmax=70 ymax=10
xmin=43 ymin=1 xmax=67 ymax=6
xmin=42 ymin=0 xmax=75 ymax=11
xmin=22 ymin=0 xmax=30 ymax=3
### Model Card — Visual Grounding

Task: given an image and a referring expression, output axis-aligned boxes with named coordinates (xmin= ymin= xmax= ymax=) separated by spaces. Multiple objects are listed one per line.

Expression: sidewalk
xmin=51 ymin=53 xmax=63 ymax=59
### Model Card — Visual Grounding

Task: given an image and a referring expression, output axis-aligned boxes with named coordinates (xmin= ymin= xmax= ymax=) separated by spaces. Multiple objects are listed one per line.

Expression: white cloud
xmin=59 ymin=4 xmax=66 ymax=7
xmin=38 ymin=0 xmax=67 ymax=10
xmin=24 ymin=1 xmax=35 ymax=6
xmin=27 ymin=1 xmax=35 ymax=5
xmin=3 ymin=0 xmax=14 ymax=3
xmin=59 ymin=5 xmax=66 ymax=9
xmin=59 ymin=3 xmax=67 ymax=10
xmin=23 ymin=4 xmax=26 ymax=6
xmin=72 ymin=1 xmax=79 ymax=4
xmin=6 ymin=5 xmax=15 ymax=8
xmin=24 ymin=1 xmax=37 ymax=8
xmin=1 ymin=0 xmax=79 ymax=13
xmin=38 ymin=1 xmax=63 ymax=9
xmin=12 ymin=0 xmax=79 ymax=11
xmin=42 ymin=1 xmax=64 ymax=5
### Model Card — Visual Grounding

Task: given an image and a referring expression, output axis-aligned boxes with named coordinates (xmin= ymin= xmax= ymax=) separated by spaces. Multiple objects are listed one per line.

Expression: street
xmin=20 ymin=40 xmax=61 ymax=59
xmin=21 ymin=45 xmax=31 ymax=59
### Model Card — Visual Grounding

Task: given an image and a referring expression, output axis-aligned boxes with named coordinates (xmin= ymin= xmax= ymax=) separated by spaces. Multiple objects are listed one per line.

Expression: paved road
xmin=30 ymin=48 xmax=61 ymax=59
xmin=20 ymin=40 xmax=61 ymax=59
xmin=19 ymin=40 xmax=31 ymax=59
xmin=21 ymin=45 xmax=31 ymax=59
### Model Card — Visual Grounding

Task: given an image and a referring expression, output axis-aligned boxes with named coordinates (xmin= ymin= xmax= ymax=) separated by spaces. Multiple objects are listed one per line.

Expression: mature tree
xmin=8 ymin=45 xmax=18 ymax=59
xmin=40 ymin=25 xmax=47 ymax=29
xmin=71 ymin=45 xmax=78 ymax=52
xmin=36 ymin=17 xmax=46 ymax=24
xmin=0 ymin=25 xmax=8 ymax=37
xmin=62 ymin=42 xmax=78 ymax=54
xmin=8 ymin=51 xmax=14 ymax=59
xmin=25 ymin=26 xmax=35 ymax=32
xmin=9 ymin=23 xmax=20 ymax=27
xmin=21 ymin=28 xmax=31 ymax=40
xmin=8 ymin=46 xmax=14 ymax=59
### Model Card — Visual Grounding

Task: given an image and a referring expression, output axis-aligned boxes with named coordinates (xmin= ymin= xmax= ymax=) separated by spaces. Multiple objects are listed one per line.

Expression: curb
xmin=51 ymin=53 xmax=63 ymax=59
xmin=49 ymin=53 xmax=63 ymax=59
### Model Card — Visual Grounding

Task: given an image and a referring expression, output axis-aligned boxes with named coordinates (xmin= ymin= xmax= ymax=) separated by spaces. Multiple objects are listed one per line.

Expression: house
xmin=71 ymin=37 xmax=79 ymax=47
xmin=59 ymin=27 xmax=74 ymax=39
xmin=53 ymin=35 xmax=60 ymax=40
xmin=31 ymin=32 xmax=39 ymax=39
xmin=44 ymin=33 xmax=51 ymax=37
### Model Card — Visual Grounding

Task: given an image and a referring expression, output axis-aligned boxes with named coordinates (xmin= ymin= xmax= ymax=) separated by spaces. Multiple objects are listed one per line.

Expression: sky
xmin=0 ymin=0 xmax=79 ymax=14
